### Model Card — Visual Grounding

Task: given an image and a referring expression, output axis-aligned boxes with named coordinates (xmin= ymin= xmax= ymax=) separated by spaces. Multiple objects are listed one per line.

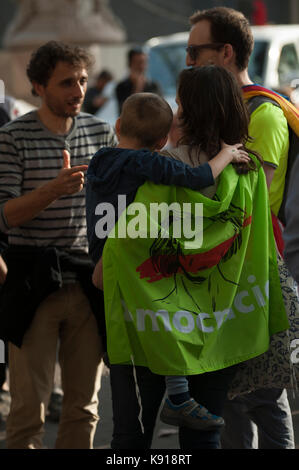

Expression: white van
xmin=97 ymin=25 xmax=299 ymax=124
xmin=146 ymin=25 xmax=299 ymax=107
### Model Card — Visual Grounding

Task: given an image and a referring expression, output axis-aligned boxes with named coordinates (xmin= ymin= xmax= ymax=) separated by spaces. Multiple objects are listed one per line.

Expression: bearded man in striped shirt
xmin=0 ymin=41 xmax=117 ymax=449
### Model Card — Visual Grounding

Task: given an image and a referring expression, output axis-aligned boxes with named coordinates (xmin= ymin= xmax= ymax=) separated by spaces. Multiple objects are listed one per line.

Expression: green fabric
xmin=247 ymin=102 xmax=289 ymax=215
xmin=103 ymin=161 xmax=289 ymax=376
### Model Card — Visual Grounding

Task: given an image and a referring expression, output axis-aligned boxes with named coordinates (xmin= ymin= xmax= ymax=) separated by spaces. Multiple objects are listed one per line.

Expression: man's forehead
xmin=51 ymin=61 xmax=88 ymax=79
xmin=132 ymin=53 xmax=147 ymax=62
xmin=188 ymin=20 xmax=212 ymax=45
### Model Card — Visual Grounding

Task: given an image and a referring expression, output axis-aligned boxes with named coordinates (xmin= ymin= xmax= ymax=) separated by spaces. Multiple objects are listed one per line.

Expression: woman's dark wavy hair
xmin=177 ymin=66 xmax=262 ymax=173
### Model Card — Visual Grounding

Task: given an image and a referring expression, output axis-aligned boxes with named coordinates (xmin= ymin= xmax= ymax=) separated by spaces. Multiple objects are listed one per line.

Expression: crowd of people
xmin=0 ymin=6 xmax=298 ymax=450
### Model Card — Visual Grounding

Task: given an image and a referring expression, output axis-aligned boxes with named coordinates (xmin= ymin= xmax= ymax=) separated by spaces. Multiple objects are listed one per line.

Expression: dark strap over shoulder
xmin=247 ymin=94 xmax=299 ymax=226
xmin=247 ymin=95 xmax=280 ymax=115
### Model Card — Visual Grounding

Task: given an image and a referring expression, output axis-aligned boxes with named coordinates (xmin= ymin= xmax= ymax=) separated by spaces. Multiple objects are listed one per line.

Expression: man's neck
xmin=234 ymin=68 xmax=253 ymax=88
xmin=225 ymin=62 xmax=253 ymax=88
xmin=37 ymin=106 xmax=74 ymax=136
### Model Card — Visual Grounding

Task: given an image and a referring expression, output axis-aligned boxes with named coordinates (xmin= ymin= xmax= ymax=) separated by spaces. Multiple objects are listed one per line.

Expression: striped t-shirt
xmin=0 ymin=111 xmax=117 ymax=254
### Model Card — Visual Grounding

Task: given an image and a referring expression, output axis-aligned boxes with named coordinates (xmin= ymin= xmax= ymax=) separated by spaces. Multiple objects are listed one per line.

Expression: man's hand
xmin=0 ymin=255 xmax=7 ymax=284
xmin=46 ymin=150 xmax=88 ymax=198
xmin=3 ymin=150 xmax=88 ymax=229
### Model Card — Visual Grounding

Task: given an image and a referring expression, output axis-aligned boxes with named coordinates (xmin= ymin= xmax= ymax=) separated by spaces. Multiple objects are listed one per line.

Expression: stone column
xmin=4 ymin=0 xmax=126 ymax=48
xmin=1 ymin=0 xmax=127 ymax=103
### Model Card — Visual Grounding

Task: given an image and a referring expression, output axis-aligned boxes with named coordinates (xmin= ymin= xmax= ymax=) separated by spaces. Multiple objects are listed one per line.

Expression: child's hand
xmin=220 ymin=142 xmax=250 ymax=163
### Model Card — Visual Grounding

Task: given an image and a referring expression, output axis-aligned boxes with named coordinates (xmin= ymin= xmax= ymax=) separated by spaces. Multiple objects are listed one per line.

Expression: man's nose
xmin=74 ymin=82 xmax=85 ymax=98
xmin=186 ymin=53 xmax=195 ymax=68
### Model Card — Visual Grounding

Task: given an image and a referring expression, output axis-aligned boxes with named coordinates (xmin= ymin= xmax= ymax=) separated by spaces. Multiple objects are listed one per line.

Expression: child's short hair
xmin=120 ymin=93 xmax=173 ymax=148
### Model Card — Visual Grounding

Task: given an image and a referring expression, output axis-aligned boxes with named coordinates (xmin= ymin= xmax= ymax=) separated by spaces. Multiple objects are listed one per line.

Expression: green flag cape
xmin=103 ymin=161 xmax=289 ymax=375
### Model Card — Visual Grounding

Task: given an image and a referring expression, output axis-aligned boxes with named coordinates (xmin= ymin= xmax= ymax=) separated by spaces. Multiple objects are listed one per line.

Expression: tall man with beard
xmin=184 ymin=7 xmax=294 ymax=449
xmin=0 ymin=41 xmax=117 ymax=449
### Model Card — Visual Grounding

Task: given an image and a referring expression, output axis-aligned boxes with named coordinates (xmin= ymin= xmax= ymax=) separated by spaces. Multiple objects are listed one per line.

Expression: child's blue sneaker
xmin=160 ymin=397 xmax=225 ymax=430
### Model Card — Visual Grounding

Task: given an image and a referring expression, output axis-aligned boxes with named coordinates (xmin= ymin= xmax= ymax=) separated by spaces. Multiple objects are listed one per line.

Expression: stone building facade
xmin=1 ymin=0 xmax=298 ymax=49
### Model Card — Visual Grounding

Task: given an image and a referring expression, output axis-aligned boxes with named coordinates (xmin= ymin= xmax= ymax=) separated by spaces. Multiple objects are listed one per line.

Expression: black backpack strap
xmin=277 ymin=127 xmax=299 ymax=225
xmin=247 ymin=94 xmax=288 ymax=225
xmin=247 ymin=95 xmax=280 ymax=115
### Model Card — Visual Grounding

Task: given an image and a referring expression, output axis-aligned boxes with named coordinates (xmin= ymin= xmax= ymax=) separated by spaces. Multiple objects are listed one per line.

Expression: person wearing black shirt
xmin=83 ymin=70 xmax=113 ymax=115
xmin=115 ymin=47 xmax=161 ymax=114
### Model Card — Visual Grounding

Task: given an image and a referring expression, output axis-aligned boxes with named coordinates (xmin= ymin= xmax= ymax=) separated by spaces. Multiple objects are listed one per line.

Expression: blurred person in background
xmin=115 ymin=47 xmax=161 ymax=114
xmin=83 ymin=69 xmax=113 ymax=115
xmin=0 ymin=107 xmax=10 ymax=127
xmin=237 ymin=0 xmax=267 ymax=25
xmin=0 ymin=96 xmax=20 ymax=125
xmin=252 ymin=0 xmax=267 ymax=26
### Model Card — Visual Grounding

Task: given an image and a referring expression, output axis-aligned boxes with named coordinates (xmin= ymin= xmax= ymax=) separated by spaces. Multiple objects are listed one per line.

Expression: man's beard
xmin=45 ymin=96 xmax=82 ymax=118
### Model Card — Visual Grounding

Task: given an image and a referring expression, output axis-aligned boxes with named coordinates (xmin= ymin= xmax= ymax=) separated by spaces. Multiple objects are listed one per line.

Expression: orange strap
xmin=243 ymin=85 xmax=299 ymax=137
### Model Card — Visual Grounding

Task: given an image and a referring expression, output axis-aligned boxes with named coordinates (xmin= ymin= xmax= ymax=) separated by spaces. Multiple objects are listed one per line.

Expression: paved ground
xmin=1 ymin=367 xmax=299 ymax=449
xmin=0 ymin=367 xmax=180 ymax=450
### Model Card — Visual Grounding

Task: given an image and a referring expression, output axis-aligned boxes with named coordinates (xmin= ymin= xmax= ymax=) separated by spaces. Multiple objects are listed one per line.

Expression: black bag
xmin=248 ymin=95 xmax=299 ymax=225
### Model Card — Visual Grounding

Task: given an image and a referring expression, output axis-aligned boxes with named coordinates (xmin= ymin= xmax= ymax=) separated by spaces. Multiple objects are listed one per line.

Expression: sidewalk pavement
xmin=1 ymin=369 xmax=299 ymax=449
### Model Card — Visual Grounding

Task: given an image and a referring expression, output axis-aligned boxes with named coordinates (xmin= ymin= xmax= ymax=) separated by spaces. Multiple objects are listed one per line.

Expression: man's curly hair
xmin=26 ymin=41 xmax=93 ymax=96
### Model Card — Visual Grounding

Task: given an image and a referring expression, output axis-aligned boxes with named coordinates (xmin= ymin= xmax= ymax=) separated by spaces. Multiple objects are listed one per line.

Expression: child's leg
xmin=165 ymin=376 xmax=190 ymax=405
xmin=161 ymin=375 xmax=225 ymax=430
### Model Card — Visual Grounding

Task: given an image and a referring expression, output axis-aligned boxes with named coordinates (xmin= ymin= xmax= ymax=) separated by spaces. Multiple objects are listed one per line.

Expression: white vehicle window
xmin=248 ymin=40 xmax=268 ymax=84
xmin=278 ymin=43 xmax=299 ymax=85
xmin=148 ymin=43 xmax=187 ymax=97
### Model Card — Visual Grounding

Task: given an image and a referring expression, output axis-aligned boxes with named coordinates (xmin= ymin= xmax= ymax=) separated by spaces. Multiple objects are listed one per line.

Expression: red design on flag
xmin=136 ymin=216 xmax=252 ymax=283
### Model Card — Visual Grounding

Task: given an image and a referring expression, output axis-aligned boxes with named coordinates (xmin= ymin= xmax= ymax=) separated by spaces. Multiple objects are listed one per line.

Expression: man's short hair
xmin=27 ymin=41 xmax=93 ymax=96
xmin=127 ymin=47 xmax=146 ymax=67
xmin=120 ymin=93 xmax=173 ymax=149
xmin=97 ymin=70 xmax=113 ymax=82
xmin=190 ymin=7 xmax=254 ymax=71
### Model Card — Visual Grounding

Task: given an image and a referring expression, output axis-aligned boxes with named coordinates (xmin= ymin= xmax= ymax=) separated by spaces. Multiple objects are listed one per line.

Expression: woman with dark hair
xmin=165 ymin=65 xmax=261 ymax=172
xmin=158 ymin=65 xmax=264 ymax=433
xmin=89 ymin=65 xmax=288 ymax=449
